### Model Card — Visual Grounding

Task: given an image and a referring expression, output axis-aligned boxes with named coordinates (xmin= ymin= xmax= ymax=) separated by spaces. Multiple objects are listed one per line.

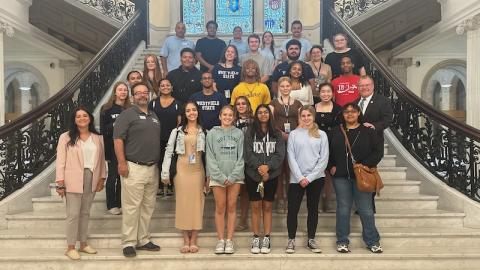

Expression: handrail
xmin=0 ymin=7 xmax=147 ymax=200
xmin=327 ymin=8 xmax=480 ymax=141
xmin=0 ymin=11 xmax=140 ymax=136
xmin=323 ymin=7 xmax=480 ymax=201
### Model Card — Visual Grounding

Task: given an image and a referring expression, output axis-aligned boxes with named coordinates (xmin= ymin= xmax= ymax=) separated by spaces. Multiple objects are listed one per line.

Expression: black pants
xmin=287 ymin=178 xmax=324 ymax=239
xmin=106 ymin=159 xmax=121 ymax=209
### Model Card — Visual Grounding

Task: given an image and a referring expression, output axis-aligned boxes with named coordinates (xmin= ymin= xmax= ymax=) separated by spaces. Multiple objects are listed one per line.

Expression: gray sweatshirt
xmin=206 ymin=126 xmax=244 ymax=185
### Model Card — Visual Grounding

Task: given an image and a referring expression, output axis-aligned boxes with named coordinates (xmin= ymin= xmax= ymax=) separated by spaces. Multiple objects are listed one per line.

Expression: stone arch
xmin=421 ymin=59 xmax=466 ymax=106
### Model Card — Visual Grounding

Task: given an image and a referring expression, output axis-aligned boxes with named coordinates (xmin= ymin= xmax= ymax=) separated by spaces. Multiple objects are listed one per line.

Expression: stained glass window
xmin=182 ymin=0 xmax=206 ymax=34
xmin=215 ymin=0 xmax=253 ymax=34
xmin=264 ymin=0 xmax=287 ymax=33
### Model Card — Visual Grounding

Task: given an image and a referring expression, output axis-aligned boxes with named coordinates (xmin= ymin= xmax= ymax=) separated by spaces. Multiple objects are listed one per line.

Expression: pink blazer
xmin=55 ymin=132 xmax=107 ymax=193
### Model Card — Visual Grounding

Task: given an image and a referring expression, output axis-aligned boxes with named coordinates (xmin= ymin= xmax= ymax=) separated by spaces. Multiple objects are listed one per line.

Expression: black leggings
xmin=287 ymin=178 xmax=324 ymax=239
xmin=106 ymin=159 xmax=121 ymax=209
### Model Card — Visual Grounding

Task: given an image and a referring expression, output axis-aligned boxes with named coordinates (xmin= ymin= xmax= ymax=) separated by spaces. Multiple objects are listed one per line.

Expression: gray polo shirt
xmin=113 ymin=106 xmax=161 ymax=163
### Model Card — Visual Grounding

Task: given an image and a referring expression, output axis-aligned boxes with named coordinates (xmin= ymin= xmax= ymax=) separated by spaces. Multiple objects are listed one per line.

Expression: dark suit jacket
xmin=356 ymin=93 xmax=393 ymax=136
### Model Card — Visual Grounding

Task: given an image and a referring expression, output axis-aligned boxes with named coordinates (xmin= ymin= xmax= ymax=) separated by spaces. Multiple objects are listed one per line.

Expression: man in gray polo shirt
xmin=113 ymin=82 xmax=161 ymax=257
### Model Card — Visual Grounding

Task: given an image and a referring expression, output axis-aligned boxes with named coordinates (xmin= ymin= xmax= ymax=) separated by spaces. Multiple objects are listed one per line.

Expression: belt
xmin=127 ymin=160 xmax=157 ymax=166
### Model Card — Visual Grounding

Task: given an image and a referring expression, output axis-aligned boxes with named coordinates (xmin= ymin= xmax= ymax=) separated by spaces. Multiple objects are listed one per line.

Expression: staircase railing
xmin=334 ymin=0 xmax=391 ymax=21
xmin=75 ymin=0 xmax=136 ymax=23
xmin=322 ymin=4 xmax=480 ymax=202
xmin=0 ymin=6 xmax=148 ymax=200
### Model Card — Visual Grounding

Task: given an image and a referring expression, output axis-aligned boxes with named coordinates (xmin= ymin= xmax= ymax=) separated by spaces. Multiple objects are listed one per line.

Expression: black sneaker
xmin=123 ymin=246 xmax=136 ymax=257
xmin=165 ymin=188 xmax=174 ymax=196
xmin=157 ymin=189 xmax=164 ymax=196
xmin=136 ymin=242 xmax=161 ymax=251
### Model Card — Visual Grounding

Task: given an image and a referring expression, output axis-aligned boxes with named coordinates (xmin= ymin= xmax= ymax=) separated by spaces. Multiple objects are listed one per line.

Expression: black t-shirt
xmin=212 ymin=64 xmax=241 ymax=103
xmin=271 ymin=60 xmax=315 ymax=82
xmin=166 ymin=66 xmax=202 ymax=104
xmin=195 ymin=37 xmax=227 ymax=72
xmin=190 ymin=91 xmax=227 ymax=130
xmin=148 ymin=98 xmax=181 ymax=141
xmin=100 ymin=103 xmax=124 ymax=161
xmin=324 ymin=48 xmax=365 ymax=79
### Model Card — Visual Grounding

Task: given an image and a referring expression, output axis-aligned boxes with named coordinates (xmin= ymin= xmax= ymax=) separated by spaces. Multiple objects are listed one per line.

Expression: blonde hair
xmin=277 ymin=76 xmax=291 ymax=85
xmin=299 ymin=105 xmax=321 ymax=138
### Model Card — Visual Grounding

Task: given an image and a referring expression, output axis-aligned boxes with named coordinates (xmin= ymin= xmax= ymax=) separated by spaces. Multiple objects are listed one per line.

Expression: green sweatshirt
xmin=206 ymin=126 xmax=245 ymax=185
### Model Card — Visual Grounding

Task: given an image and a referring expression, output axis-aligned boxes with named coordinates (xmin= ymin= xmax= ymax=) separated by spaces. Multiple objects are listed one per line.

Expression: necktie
xmin=359 ymin=98 xmax=366 ymax=113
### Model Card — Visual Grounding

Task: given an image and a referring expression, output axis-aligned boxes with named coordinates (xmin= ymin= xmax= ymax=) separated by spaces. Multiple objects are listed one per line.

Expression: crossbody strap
xmin=340 ymin=124 xmax=355 ymax=164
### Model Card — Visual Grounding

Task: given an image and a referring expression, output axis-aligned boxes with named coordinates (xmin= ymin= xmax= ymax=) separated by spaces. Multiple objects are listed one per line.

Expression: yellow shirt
xmin=231 ymin=82 xmax=271 ymax=112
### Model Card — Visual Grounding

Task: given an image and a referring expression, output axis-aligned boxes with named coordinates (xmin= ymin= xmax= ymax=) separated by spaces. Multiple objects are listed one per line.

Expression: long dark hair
xmin=219 ymin=45 xmax=239 ymax=66
xmin=68 ymin=106 xmax=100 ymax=146
xmin=342 ymin=102 xmax=364 ymax=124
xmin=179 ymin=101 xmax=203 ymax=133
xmin=249 ymin=104 xmax=278 ymax=139
xmin=262 ymin=31 xmax=276 ymax=58
xmin=289 ymin=61 xmax=308 ymax=87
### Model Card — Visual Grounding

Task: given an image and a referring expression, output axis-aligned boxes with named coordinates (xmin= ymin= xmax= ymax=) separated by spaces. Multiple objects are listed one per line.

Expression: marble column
xmin=457 ymin=13 xmax=480 ymax=129
xmin=389 ymin=58 xmax=412 ymax=85
xmin=0 ymin=20 xmax=14 ymax=126
xmin=59 ymin=60 xmax=82 ymax=85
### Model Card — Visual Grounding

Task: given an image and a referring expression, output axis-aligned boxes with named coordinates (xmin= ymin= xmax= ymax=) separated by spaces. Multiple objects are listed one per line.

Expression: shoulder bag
xmin=340 ymin=125 xmax=384 ymax=194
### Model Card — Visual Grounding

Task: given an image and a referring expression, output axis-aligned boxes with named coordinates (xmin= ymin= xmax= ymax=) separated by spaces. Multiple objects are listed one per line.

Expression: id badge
xmin=188 ymin=153 xmax=196 ymax=164
xmin=225 ymin=89 xmax=231 ymax=98
xmin=284 ymin=122 xmax=291 ymax=133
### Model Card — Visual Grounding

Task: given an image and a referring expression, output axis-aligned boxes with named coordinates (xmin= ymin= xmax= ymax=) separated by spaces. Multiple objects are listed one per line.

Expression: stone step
xmin=0 ymin=247 xmax=478 ymax=270
xmin=0 ymin=227 xmax=479 ymax=249
xmin=5 ymin=209 xmax=463 ymax=230
xmin=43 ymin=180 xmax=420 ymax=212
xmin=37 ymin=191 xmax=434 ymax=216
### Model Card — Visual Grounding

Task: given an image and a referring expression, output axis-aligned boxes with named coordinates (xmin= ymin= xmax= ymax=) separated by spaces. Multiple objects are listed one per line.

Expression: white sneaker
xmin=107 ymin=207 xmax=121 ymax=215
xmin=307 ymin=238 xmax=322 ymax=253
xmin=285 ymin=238 xmax=295 ymax=254
xmin=260 ymin=236 xmax=271 ymax=254
xmin=250 ymin=237 xmax=260 ymax=254
xmin=224 ymin=239 xmax=235 ymax=254
xmin=214 ymin=239 xmax=225 ymax=254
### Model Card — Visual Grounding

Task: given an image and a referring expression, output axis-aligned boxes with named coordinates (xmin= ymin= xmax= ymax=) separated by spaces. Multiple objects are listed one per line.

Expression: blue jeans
xmin=333 ymin=176 xmax=380 ymax=247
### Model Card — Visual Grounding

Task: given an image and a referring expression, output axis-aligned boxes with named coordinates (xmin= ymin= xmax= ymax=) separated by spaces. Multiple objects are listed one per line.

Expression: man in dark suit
xmin=357 ymin=75 xmax=393 ymax=139
xmin=356 ymin=75 xmax=393 ymax=213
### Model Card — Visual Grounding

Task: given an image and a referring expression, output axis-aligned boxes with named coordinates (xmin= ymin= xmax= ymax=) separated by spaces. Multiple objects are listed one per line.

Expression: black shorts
xmin=245 ymin=175 xmax=278 ymax=202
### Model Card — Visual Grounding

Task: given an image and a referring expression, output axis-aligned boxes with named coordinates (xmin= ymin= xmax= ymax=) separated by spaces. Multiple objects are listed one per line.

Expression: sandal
xmin=189 ymin=245 xmax=199 ymax=253
xmin=180 ymin=245 xmax=190 ymax=253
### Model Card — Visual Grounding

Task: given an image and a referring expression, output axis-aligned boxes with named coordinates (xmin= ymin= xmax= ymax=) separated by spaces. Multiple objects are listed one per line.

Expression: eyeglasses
xmin=343 ymin=110 xmax=359 ymax=114
xmin=201 ymin=77 xmax=213 ymax=80
xmin=134 ymin=92 xmax=149 ymax=96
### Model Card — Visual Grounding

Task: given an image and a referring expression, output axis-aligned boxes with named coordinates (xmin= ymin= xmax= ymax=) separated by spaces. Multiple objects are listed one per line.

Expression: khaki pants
xmin=121 ymin=161 xmax=159 ymax=247
xmin=65 ymin=169 xmax=96 ymax=245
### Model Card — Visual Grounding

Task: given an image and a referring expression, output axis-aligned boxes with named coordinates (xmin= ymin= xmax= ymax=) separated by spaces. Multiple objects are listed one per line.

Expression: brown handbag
xmin=340 ymin=125 xmax=384 ymax=194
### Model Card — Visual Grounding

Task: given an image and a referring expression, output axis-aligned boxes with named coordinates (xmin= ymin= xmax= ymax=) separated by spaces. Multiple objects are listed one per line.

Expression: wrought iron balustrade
xmin=334 ymin=0 xmax=390 ymax=20
xmin=321 ymin=6 xmax=480 ymax=201
xmin=0 ymin=8 xmax=147 ymax=200
xmin=76 ymin=0 xmax=136 ymax=23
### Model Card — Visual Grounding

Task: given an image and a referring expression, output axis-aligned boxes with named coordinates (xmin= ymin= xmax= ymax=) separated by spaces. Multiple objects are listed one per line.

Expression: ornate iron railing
xmin=76 ymin=0 xmax=136 ymax=23
xmin=322 ymin=5 xmax=480 ymax=202
xmin=334 ymin=0 xmax=390 ymax=21
xmin=0 ymin=8 xmax=147 ymax=200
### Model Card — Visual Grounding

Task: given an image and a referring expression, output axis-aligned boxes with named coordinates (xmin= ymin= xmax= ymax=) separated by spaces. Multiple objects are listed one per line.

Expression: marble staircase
xmin=1 ymin=142 xmax=480 ymax=269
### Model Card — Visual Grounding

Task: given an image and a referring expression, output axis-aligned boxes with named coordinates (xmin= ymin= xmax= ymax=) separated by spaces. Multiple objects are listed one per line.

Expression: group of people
xmin=54 ymin=19 xmax=393 ymax=260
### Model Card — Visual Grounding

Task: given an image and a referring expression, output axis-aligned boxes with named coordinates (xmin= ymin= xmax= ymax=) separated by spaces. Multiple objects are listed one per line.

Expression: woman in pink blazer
xmin=55 ymin=107 xmax=106 ymax=260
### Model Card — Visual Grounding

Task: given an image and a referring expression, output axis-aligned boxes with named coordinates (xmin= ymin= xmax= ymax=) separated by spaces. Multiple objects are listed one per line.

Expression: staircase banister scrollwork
xmin=0 ymin=10 xmax=140 ymax=137
xmin=324 ymin=7 xmax=480 ymax=202
xmin=0 ymin=7 xmax=147 ymax=200
xmin=326 ymin=8 xmax=480 ymax=141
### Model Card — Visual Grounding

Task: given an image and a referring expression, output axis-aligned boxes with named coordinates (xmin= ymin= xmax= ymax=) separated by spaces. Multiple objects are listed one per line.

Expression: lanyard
xmin=280 ymin=96 xmax=290 ymax=123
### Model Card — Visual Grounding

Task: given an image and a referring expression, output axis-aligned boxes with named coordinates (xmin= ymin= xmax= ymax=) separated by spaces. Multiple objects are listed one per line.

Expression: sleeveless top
xmin=270 ymin=98 xmax=303 ymax=132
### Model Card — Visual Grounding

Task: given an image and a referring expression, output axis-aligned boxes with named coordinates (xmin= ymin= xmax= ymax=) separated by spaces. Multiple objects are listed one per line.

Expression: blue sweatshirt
xmin=287 ymin=127 xmax=329 ymax=183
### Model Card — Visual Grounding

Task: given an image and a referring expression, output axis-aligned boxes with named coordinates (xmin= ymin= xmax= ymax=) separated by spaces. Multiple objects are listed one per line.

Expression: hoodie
xmin=244 ymin=129 xmax=285 ymax=182
xmin=206 ymin=126 xmax=245 ymax=185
